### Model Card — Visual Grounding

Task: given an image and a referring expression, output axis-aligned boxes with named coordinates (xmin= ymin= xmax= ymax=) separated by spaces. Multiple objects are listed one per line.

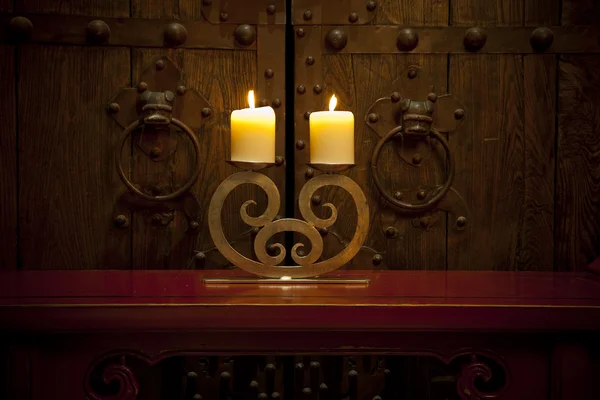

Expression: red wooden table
xmin=1 ymin=270 xmax=599 ymax=399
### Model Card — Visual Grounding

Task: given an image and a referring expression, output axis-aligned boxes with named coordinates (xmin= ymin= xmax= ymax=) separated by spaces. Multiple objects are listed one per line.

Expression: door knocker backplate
xmin=107 ymin=56 xmax=212 ymax=230
xmin=366 ymin=65 xmax=468 ymax=230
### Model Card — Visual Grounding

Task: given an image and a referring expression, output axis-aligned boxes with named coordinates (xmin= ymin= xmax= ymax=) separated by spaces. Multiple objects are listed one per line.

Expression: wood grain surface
xmin=374 ymin=0 xmax=448 ymax=25
xmin=448 ymin=55 xmax=524 ymax=270
xmin=522 ymin=55 xmax=556 ymax=271
xmin=556 ymin=55 xmax=600 ymax=271
xmin=16 ymin=0 xmax=129 ymax=16
xmin=0 ymin=46 xmax=16 ymax=269
xmin=18 ymin=45 xmax=131 ymax=269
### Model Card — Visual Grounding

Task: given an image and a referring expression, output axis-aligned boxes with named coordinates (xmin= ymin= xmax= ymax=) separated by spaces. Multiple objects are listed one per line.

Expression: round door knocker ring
xmin=116 ymin=118 xmax=201 ymax=202
xmin=371 ymin=125 xmax=455 ymax=212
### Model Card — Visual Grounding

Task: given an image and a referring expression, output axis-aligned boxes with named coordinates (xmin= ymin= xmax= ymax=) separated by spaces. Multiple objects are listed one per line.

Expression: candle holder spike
xmin=205 ymin=164 xmax=370 ymax=284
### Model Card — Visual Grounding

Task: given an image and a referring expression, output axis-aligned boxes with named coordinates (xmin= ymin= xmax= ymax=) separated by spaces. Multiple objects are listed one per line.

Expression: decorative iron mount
xmin=205 ymin=162 xmax=370 ymax=283
xmin=366 ymin=65 xmax=469 ymax=231
xmin=107 ymin=57 xmax=212 ymax=231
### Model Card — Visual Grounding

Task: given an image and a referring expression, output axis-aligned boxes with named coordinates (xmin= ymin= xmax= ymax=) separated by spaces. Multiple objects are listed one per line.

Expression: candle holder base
xmin=227 ymin=160 xmax=276 ymax=171
xmin=308 ymin=163 xmax=355 ymax=173
xmin=203 ymin=277 xmax=370 ymax=284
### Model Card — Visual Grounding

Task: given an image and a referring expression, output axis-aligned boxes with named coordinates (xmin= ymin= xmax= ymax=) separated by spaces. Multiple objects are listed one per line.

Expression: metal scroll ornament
xmin=207 ymin=163 xmax=369 ymax=281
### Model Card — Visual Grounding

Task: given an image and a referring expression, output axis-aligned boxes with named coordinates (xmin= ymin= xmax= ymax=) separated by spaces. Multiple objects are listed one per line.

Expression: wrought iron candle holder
xmin=204 ymin=161 xmax=370 ymax=284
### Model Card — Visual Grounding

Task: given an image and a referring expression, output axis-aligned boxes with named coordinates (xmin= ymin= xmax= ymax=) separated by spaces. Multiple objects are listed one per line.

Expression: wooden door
xmin=0 ymin=0 xmax=286 ymax=270
xmin=292 ymin=0 xmax=600 ymax=272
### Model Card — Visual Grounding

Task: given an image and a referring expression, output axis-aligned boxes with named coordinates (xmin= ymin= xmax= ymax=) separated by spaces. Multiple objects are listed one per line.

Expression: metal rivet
xmin=195 ymin=251 xmax=206 ymax=264
xmin=396 ymin=28 xmax=419 ymax=51
xmin=391 ymin=92 xmax=401 ymax=102
xmin=114 ymin=214 xmax=128 ymax=227
xmin=108 ymin=103 xmax=120 ymax=113
xmin=372 ymin=254 xmax=383 ymax=265
xmin=297 ymin=85 xmax=306 ymax=94
xmin=266 ymin=4 xmax=276 ymax=15
xmin=464 ymin=27 xmax=487 ymax=51
xmin=86 ymin=20 xmax=110 ymax=43
xmin=259 ymin=99 xmax=269 ymax=107
xmin=201 ymin=108 xmax=212 ymax=118
xmin=296 ymin=28 xmax=306 ymax=38
xmin=303 ymin=10 xmax=313 ymax=20
xmin=304 ymin=111 xmax=312 ymax=120
xmin=408 ymin=68 xmax=418 ymax=79
xmin=313 ymin=84 xmax=323 ymax=94
xmin=302 ymin=388 xmax=312 ymax=396
xmin=150 ymin=146 xmax=162 ymax=158
xmin=189 ymin=221 xmax=200 ymax=231
xmin=412 ymin=153 xmax=423 ymax=164
xmin=325 ymin=28 xmax=348 ymax=51
xmin=367 ymin=0 xmax=377 ymax=11
xmin=349 ymin=12 xmax=359 ymax=23
xmin=296 ymin=140 xmax=306 ymax=150
xmin=417 ymin=189 xmax=427 ymax=200
xmin=265 ymin=68 xmax=274 ymax=78
xmin=427 ymin=92 xmax=438 ymax=103
xmin=305 ymin=167 xmax=314 ymax=179
xmin=275 ymin=156 xmax=284 ymax=166
xmin=155 ymin=59 xmax=165 ymax=70
xmin=272 ymin=393 xmax=280 ymax=399
xmin=385 ymin=226 xmax=397 ymax=238
xmin=306 ymin=56 xmax=315 ymax=65
xmin=320 ymin=383 xmax=328 ymax=391
xmin=272 ymin=98 xmax=282 ymax=108
xmin=319 ymin=227 xmax=328 ymax=236
xmin=176 ymin=85 xmax=186 ymax=95
xmin=393 ymin=191 xmax=403 ymax=200
xmin=251 ymin=227 xmax=260 ymax=235
xmin=456 ymin=216 xmax=467 ymax=228
xmin=164 ymin=91 xmax=174 ymax=102
xmin=258 ymin=394 xmax=268 ymax=400
xmin=9 ymin=17 xmax=33 ymax=41
xmin=311 ymin=195 xmax=322 ymax=205
xmin=368 ymin=113 xmax=379 ymax=123
xmin=250 ymin=381 xmax=259 ymax=389
xmin=164 ymin=23 xmax=187 ymax=47
xmin=419 ymin=216 xmax=431 ymax=230
xmin=234 ymin=24 xmax=256 ymax=46
xmin=454 ymin=109 xmax=465 ymax=120
xmin=220 ymin=12 xmax=229 ymax=22
xmin=138 ymin=82 xmax=148 ymax=92
xmin=530 ymin=27 xmax=554 ymax=52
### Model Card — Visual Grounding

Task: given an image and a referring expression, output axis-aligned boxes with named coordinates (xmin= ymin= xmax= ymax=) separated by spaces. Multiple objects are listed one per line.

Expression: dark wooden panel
xmin=562 ymin=0 xmax=600 ymax=25
xmin=556 ymin=56 xmax=600 ymax=271
xmin=374 ymin=0 xmax=448 ymax=25
xmin=18 ymin=45 xmax=131 ymax=269
xmin=17 ymin=0 xmax=128 ymax=16
xmin=525 ymin=0 xmax=559 ymax=25
xmin=522 ymin=55 xmax=556 ymax=271
xmin=451 ymin=0 xmax=523 ymax=26
xmin=131 ymin=49 xmax=262 ymax=269
xmin=448 ymin=55 xmax=525 ymax=270
xmin=0 ymin=46 xmax=16 ymax=270
xmin=132 ymin=0 xmax=177 ymax=18
xmin=320 ymin=54 xmax=448 ymax=270
xmin=0 ymin=0 xmax=11 ymax=12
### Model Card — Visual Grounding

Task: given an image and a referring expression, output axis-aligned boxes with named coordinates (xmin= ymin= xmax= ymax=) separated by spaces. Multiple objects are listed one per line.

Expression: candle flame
xmin=329 ymin=94 xmax=337 ymax=111
xmin=248 ymin=90 xmax=255 ymax=109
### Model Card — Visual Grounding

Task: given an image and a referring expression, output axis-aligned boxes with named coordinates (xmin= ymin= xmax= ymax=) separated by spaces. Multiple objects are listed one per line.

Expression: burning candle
xmin=230 ymin=90 xmax=276 ymax=163
xmin=309 ymin=94 xmax=354 ymax=164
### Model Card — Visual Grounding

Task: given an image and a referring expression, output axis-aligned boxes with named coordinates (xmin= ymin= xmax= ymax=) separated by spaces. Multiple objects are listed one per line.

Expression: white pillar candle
xmin=230 ymin=90 xmax=276 ymax=163
xmin=309 ymin=95 xmax=355 ymax=164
